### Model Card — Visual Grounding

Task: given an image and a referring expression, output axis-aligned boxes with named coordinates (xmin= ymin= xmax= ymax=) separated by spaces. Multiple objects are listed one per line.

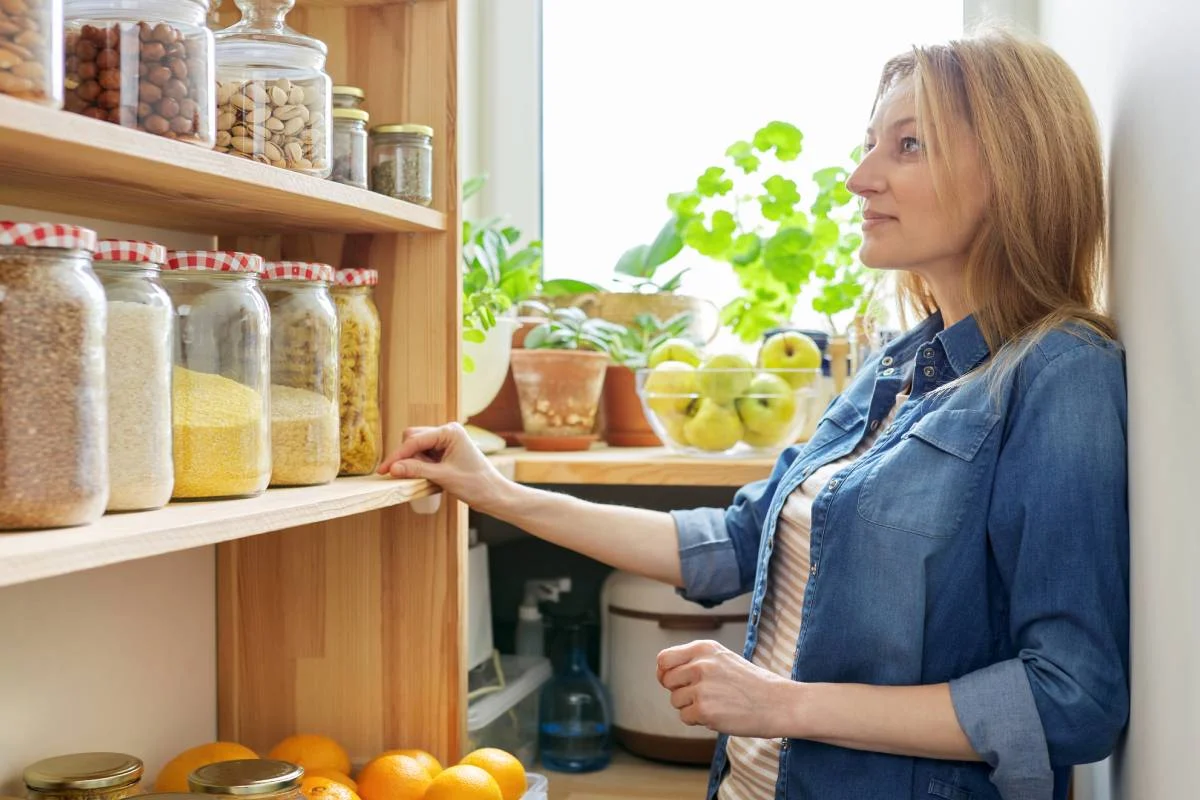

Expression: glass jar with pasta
xmin=332 ymin=267 xmax=381 ymax=475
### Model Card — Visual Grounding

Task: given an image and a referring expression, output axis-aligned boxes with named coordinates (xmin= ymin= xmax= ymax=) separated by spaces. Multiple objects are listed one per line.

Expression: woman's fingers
xmin=377 ymin=426 xmax=447 ymax=474
xmin=657 ymin=639 xmax=721 ymax=676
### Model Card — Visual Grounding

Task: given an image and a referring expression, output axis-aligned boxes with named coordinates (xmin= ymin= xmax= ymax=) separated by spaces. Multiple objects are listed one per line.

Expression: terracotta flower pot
xmin=466 ymin=317 xmax=543 ymax=445
xmin=510 ymin=349 xmax=609 ymax=451
xmin=603 ymin=364 xmax=662 ymax=447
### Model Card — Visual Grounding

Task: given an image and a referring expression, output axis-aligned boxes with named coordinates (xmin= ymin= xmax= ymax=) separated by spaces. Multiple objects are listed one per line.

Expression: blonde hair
xmin=876 ymin=29 xmax=1116 ymax=380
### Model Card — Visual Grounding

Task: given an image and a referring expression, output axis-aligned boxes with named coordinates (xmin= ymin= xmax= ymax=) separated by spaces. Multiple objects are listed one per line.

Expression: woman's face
xmin=847 ymin=78 xmax=987 ymax=281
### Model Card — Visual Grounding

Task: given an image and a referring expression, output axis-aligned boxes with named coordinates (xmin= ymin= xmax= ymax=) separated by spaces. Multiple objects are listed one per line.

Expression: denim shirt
xmin=671 ymin=312 xmax=1129 ymax=800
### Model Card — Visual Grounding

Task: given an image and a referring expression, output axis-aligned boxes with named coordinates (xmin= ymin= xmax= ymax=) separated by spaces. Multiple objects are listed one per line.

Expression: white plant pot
xmin=462 ymin=315 xmax=519 ymax=418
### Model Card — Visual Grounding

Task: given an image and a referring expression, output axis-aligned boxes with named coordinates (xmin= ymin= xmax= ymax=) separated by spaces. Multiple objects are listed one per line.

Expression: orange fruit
xmin=269 ymin=735 xmax=352 ymax=776
xmin=425 ymin=765 xmax=503 ymax=800
xmin=305 ymin=770 xmax=357 ymax=792
xmin=458 ymin=749 xmax=526 ymax=800
xmin=299 ymin=776 xmax=360 ymax=800
xmin=155 ymin=742 xmax=259 ymax=792
xmin=355 ymin=755 xmax=432 ymax=800
xmin=373 ymin=749 xmax=443 ymax=778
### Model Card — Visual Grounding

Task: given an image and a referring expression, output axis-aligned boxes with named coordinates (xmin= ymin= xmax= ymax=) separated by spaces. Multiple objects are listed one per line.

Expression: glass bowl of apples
xmin=635 ymin=332 xmax=823 ymax=458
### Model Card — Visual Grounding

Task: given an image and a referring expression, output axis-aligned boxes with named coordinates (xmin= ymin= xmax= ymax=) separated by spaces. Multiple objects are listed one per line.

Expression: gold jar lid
xmin=24 ymin=753 xmax=144 ymax=792
xmin=370 ymin=123 xmax=434 ymax=138
xmin=188 ymin=760 xmax=304 ymax=796
xmin=332 ymin=109 xmax=370 ymax=123
xmin=332 ymin=85 xmax=365 ymax=100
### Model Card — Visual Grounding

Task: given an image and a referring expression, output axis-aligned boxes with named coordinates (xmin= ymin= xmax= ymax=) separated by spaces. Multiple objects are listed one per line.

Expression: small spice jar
xmin=330 ymin=84 xmax=363 ymax=109
xmin=369 ymin=123 xmax=433 ymax=206
xmin=262 ymin=261 xmax=339 ymax=487
xmin=332 ymin=267 xmax=382 ymax=475
xmin=94 ymin=239 xmax=175 ymax=511
xmin=162 ymin=250 xmax=271 ymax=500
xmin=187 ymin=760 xmax=303 ymax=800
xmin=63 ymin=0 xmax=216 ymax=145
xmin=0 ymin=222 xmax=107 ymax=530
xmin=0 ymin=0 xmax=63 ymax=106
xmin=331 ymin=108 xmax=368 ymax=189
xmin=24 ymin=752 xmax=144 ymax=800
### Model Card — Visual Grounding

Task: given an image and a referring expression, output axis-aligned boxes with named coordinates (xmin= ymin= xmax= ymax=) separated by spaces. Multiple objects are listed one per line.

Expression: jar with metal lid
xmin=214 ymin=0 xmax=332 ymax=176
xmin=187 ymin=759 xmax=303 ymax=800
xmin=332 ymin=268 xmax=382 ymax=475
xmin=369 ymin=123 xmax=433 ymax=206
xmin=162 ymin=250 xmax=271 ymax=500
xmin=0 ymin=222 xmax=107 ymax=530
xmin=24 ymin=752 xmax=144 ymax=800
xmin=0 ymin=0 xmax=62 ymax=106
xmin=331 ymin=108 xmax=368 ymax=189
xmin=63 ymin=0 xmax=215 ymax=145
xmin=262 ymin=260 xmax=339 ymax=486
xmin=93 ymin=239 xmax=175 ymax=511
xmin=330 ymin=84 xmax=363 ymax=109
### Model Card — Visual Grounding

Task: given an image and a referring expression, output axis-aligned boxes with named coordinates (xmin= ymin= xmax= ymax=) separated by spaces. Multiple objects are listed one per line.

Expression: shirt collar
xmin=882 ymin=311 xmax=991 ymax=379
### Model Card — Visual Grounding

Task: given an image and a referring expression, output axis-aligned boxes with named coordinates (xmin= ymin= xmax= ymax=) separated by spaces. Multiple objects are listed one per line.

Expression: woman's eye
xmin=863 ymin=141 xmax=876 ymax=153
xmin=900 ymin=136 xmax=922 ymax=154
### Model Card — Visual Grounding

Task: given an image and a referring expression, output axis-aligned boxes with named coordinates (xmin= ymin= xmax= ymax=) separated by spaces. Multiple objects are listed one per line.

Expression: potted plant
xmin=603 ymin=311 xmax=696 ymax=447
xmin=510 ymin=307 xmax=626 ymax=452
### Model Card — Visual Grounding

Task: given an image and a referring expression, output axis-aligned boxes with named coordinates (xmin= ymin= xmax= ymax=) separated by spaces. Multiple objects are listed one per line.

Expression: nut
xmin=270 ymin=85 xmax=287 ymax=106
xmin=215 ymin=77 xmax=328 ymax=174
xmin=231 ymin=135 xmax=255 ymax=154
xmin=245 ymin=82 xmax=268 ymax=104
xmin=215 ymin=130 xmax=231 ymax=148
xmin=265 ymin=117 xmax=284 ymax=132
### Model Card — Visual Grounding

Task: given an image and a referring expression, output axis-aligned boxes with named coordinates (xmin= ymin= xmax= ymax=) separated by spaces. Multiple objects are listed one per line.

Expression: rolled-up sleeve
xmin=951 ymin=342 xmax=1130 ymax=798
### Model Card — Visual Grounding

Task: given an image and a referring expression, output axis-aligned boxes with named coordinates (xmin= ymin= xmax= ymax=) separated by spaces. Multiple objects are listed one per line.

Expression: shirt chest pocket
xmin=857 ymin=408 xmax=1001 ymax=539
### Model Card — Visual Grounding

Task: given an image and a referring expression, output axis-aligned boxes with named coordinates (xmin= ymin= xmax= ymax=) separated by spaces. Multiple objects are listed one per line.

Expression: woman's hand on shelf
xmin=378 ymin=422 xmax=511 ymax=513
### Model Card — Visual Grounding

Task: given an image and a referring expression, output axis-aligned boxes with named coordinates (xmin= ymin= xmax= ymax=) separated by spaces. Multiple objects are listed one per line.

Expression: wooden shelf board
xmin=493 ymin=446 xmax=775 ymax=487
xmin=0 ymin=97 xmax=446 ymax=235
xmin=0 ymin=476 xmax=436 ymax=588
xmin=544 ymin=750 xmax=711 ymax=800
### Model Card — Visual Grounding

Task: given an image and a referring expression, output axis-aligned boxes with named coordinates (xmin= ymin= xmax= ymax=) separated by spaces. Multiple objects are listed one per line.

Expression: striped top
xmin=718 ymin=395 xmax=908 ymax=800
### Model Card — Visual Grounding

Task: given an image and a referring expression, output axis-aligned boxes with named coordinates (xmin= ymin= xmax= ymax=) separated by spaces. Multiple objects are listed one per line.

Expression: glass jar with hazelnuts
xmin=62 ymin=0 xmax=215 ymax=147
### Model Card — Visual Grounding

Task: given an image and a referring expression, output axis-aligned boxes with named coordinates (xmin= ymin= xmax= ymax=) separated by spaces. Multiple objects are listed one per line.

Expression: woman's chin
xmin=858 ymin=246 xmax=903 ymax=271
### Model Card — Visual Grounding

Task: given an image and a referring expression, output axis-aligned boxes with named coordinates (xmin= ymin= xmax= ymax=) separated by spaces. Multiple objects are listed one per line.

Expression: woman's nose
xmin=846 ymin=153 xmax=884 ymax=197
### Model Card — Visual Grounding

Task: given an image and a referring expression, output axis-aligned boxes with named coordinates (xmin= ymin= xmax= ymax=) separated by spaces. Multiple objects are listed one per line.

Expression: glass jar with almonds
xmin=213 ymin=0 xmax=331 ymax=177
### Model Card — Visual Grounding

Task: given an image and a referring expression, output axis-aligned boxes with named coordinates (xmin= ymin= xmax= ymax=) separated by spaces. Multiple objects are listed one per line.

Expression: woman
xmin=380 ymin=29 xmax=1128 ymax=800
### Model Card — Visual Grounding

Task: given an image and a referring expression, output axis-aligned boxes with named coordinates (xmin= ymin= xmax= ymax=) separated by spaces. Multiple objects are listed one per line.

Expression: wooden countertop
xmin=492 ymin=447 xmax=775 ymax=488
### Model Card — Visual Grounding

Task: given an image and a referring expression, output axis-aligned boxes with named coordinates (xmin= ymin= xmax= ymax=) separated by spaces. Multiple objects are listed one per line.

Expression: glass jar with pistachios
xmin=369 ymin=123 xmax=433 ymax=206
xmin=213 ymin=0 xmax=332 ymax=177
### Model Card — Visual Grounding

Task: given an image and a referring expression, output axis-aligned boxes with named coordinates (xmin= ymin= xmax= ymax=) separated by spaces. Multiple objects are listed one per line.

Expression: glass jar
xmin=332 ymin=268 xmax=382 ymax=475
xmin=369 ymin=123 xmax=433 ymax=206
xmin=262 ymin=261 xmax=339 ymax=486
xmin=162 ymin=250 xmax=271 ymax=500
xmin=62 ymin=0 xmax=215 ymax=145
xmin=0 ymin=222 xmax=107 ymax=530
xmin=187 ymin=760 xmax=302 ymax=800
xmin=24 ymin=753 xmax=144 ymax=800
xmin=0 ymin=0 xmax=63 ymax=106
xmin=93 ymin=239 xmax=175 ymax=511
xmin=331 ymin=108 xmax=368 ymax=189
xmin=214 ymin=0 xmax=332 ymax=176
xmin=330 ymin=84 xmax=362 ymax=109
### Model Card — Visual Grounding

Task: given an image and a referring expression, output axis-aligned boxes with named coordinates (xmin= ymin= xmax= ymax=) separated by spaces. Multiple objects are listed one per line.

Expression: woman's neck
xmin=914 ymin=267 xmax=970 ymax=328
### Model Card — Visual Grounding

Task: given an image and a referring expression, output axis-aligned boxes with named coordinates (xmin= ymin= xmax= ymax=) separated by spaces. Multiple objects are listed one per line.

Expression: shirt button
xmin=882 ymin=367 xmax=896 ymax=376
xmin=881 ymin=356 xmax=894 ymax=366
xmin=923 ymin=348 xmax=935 ymax=359
xmin=828 ymin=478 xmax=840 ymax=491
xmin=923 ymin=365 xmax=936 ymax=378
xmin=869 ymin=419 xmax=881 ymax=432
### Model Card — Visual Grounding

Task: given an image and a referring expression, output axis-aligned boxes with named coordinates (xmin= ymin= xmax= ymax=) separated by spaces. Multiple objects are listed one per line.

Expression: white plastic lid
xmin=518 ymin=605 xmax=541 ymax=622
xmin=467 ymin=655 xmax=552 ymax=732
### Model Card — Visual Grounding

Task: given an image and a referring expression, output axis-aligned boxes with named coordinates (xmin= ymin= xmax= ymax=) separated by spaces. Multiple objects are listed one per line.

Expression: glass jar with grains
xmin=24 ymin=752 xmax=144 ymax=800
xmin=330 ymin=83 xmax=363 ymax=109
xmin=369 ymin=123 xmax=433 ymax=206
xmin=213 ymin=0 xmax=332 ymax=176
xmin=187 ymin=760 xmax=302 ymax=800
xmin=0 ymin=222 xmax=107 ymax=531
xmin=262 ymin=260 xmax=339 ymax=486
xmin=63 ymin=0 xmax=215 ymax=145
xmin=0 ymin=0 xmax=63 ymax=106
xmin=332 ymin=267 xmax=382 ymax=475
xmin=162 ymin=250 xmax=271 ymax=500
xmin=93 ymin=239 xmax=175 ymax=511
xmin=330 ymin=107 xmax=368 ymax=189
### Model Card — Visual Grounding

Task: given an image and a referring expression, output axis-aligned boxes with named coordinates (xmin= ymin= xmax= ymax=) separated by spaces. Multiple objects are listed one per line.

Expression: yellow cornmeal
xmin=270 ymin=384 xmax=339 ymax=486
xmin=172 ymin=365 xmax=269 ymax=499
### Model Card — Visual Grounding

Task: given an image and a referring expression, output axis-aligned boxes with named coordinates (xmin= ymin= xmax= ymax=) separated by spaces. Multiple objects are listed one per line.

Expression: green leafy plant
xmin=609 ymin=312 xmax=695 ymax=369
xmin=613 ymin=217 xmax=688 ymax=293
xmin=523 ymin=306 xmax=627 ymax=354
xmin=664 ymin=122 xmax=874 ymax=342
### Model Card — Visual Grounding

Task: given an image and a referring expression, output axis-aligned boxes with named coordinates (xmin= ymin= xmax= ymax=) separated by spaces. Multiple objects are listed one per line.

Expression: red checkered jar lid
xmin=164 ymin=251 xmax=265 ymax=274
xmin=0 ymin=222 xmax=97 ymax=252
xmin=263 ymin=261 xmax=336 ymax=283
xmin=334 ymin=268 xmax=378 ymax=286
xmin=94 ymin=240 xmax=168 ymax=266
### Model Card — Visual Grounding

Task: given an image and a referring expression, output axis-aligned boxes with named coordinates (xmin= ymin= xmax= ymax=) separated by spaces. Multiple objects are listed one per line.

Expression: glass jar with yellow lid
xmin=24 ymin=753 xmax=144 ymax=800
xmin=369 ymin=123 xmax=433 ymax=206
xmin=331 ymin=107 xmax=368 ymax=189
xmin=188 ymin=760 xmax=303 ymax=800
xmin=331 ymin=84 xmax=363 ymax=109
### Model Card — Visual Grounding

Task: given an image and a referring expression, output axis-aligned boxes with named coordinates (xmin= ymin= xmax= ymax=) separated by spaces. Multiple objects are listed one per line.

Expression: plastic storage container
xmin=0 ymin=222 xmax=107 ymax=530
xmin=332 ymin=268 xmax=382 ymax=475
xmin=330 ymin=83 xmax=362 ymax=109
xmin=522 ymin=774 xmax=549 ymax=800
xmin=331 ymin=107 xmax=368 ymax=188
xmin=162 ymin=250 xmax=271 ymax=500
xmin=0 ymin=0 xmax=62 ymax=106
xmin=63 ymin=0 xmax=214 ymax=144
xmin=214 ymin=0 xmax=332 ymax=176
xmin=93 ymin=239 xmax=175 ymax=511
xmin=24 ymin=753 xmax=144 ymax=800
xmin=468 ymin=654 xmax=553 ymax=769
xmin=369 ymin=123 xmax=433 ymax=205
xmin=187 ymin=760 xmax=302 ymax=800
xmin=262 ymin=260 xmax=339 ymax=487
